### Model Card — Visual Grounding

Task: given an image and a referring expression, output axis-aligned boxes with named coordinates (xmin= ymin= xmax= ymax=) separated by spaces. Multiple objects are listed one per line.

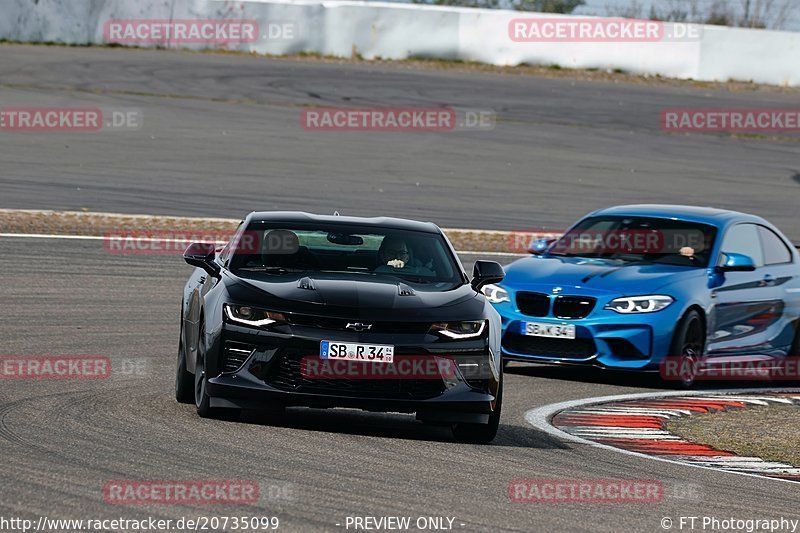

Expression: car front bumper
xmin=205 ymin=322 xmax=500 ymax=422
xmin=497 ymin=303 xmax=685 ymax=370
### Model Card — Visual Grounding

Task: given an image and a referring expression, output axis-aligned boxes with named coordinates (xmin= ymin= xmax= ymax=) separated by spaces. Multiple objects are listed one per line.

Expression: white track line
xmin=0 ymin=233 xmax=107 ymax=241
xmin=525 ymin=388 xmax=800 ymax=486
xmin=0 ymin=233 xmax=229 ymax=246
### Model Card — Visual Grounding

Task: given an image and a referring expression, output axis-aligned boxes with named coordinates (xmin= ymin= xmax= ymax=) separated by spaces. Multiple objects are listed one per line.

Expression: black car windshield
xmin=547 ymin=216 xmax=718 ymax=267
xmin=226 ymin=222 xmax=464 ymax=285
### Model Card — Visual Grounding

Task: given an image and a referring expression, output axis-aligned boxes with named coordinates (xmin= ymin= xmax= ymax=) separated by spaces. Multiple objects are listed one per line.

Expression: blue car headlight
xmin=481 ymin=284 xmax=510 ymax=304
xmin=605 ymin=295 xmax=674 ymax=314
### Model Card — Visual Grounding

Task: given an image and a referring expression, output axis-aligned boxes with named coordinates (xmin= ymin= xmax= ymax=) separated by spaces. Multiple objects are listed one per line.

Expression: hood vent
xmin=297 ymin=277 xmax=316 ymax=290
xmin=397 ymin=283 xmax=415 ymax=296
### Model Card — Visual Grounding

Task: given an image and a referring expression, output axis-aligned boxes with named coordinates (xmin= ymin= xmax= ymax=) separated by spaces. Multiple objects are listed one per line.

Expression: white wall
xmin=2 ymin=0 xmax=798 ymax=86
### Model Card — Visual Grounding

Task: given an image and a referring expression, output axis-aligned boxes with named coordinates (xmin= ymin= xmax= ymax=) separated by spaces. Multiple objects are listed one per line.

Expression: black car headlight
xmin=604 ymin=295 xmax=674 ymax=314
xmin=429 ymin=320 xmax=487 ymax=339
xmin=481 ymin=283 xmax=510 ymax=304
xmin=224 ymin=304 xmax=286 ymax=327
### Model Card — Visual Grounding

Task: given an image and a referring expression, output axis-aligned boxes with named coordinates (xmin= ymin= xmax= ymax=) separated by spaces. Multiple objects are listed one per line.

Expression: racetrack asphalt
xmin=2 ymin=237 xmax=800 ymax=531
xmin=1 ymin=45 xmax=799 ymax=238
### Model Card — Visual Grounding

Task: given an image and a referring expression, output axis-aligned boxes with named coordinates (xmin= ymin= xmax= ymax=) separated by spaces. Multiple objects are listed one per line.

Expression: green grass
xmin=666 ymin=404 xmax=800 ymax=466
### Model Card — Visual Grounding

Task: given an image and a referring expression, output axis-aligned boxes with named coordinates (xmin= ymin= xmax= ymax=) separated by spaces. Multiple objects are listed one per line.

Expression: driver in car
xmin=375 ymin=236 xmax=435 ymax=276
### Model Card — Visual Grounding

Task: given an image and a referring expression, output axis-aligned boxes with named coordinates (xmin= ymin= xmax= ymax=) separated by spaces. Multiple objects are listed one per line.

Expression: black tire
xmin=783 ymin=321 xmax=800 ymax=386
xmin=451 ymin=377 xmax=502 ymax=444
xmin=175 ymin=330 xmax=194 ymax=404
xmin=194 ymin=324 xmax=212 ymax=418
xmin=194 ymin=319 xmax=240 ymax=420
xmin=666 ymin=310 xmax=705 ymax=389
xmin=788 ymin=321 xmax=800 ymax=358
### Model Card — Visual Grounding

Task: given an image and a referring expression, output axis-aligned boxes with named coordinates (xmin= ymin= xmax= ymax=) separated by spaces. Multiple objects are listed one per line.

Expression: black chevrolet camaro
xmin=175 ymin=212 xmax=506 ymax=442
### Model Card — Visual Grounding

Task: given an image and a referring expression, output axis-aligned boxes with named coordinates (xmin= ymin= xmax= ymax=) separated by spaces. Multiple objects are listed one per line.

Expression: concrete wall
xmin=2 ymin=0 xmax=798 ymax=86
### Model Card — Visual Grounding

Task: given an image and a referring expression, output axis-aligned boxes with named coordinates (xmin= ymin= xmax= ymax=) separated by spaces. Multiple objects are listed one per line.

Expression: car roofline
xmin=583 ymin=204 xmax=765 ymax=227
xmin=242 ymin=211 xmax=442 ymax=234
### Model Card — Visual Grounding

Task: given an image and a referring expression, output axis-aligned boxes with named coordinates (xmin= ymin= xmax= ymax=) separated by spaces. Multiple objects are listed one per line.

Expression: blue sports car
xmin=484 ymin=205 xmax=800 ymax=386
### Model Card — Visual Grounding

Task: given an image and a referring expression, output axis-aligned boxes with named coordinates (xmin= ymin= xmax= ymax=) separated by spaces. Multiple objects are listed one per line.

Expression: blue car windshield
xmin=547 ymin=216 xmax=718 ymax=267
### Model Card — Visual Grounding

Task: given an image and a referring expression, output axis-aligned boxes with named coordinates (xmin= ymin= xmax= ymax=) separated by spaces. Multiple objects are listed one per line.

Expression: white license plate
xmin=320 ymin=341 xmax=395 ymax=363
xmin=522 ymin=322 xmax=576 ymax=339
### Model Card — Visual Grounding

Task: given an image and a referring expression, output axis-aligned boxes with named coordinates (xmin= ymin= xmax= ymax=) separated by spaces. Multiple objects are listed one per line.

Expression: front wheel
xmin=783 ymin=321 xmax=800 ymax=386
xmin=666 ymin=310 xmax=704 ymax=389
xmin=194 ymin=344 xmax=212 ymax=418
xmin=176 ymin=322 xmax=194 ymax=403
xmin=194 ymin=320 xmax=239 ymax=421
xmin=451 ymin=378 xmax=502 ymax=444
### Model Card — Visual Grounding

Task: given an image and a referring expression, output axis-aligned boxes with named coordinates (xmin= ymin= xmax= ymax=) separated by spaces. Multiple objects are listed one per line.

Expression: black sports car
xmin=176 ymin=212 xmax=505 ymax=442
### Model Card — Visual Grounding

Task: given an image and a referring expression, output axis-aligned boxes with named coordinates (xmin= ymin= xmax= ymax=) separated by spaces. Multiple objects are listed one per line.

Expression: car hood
xmin=225 ymin=272 xmax=484 ymax=321
xmin=502 ymin=255 xmax=705 ymax=294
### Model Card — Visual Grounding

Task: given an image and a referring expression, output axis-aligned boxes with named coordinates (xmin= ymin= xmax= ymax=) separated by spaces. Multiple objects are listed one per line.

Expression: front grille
xmin=222 ymin=341 xmax=255 ymax=372
xmin=516 ymin=292 xmax=549 ymax=317
xmin=285 ymin=314 xmax=430 ymax=334
xmin=265 ymin=353 xmax=446 ymax=400
xmin=552 ymin=296 xmax=596 ymax=319
xmin=502 ymin=333 xmax=596 ymax=359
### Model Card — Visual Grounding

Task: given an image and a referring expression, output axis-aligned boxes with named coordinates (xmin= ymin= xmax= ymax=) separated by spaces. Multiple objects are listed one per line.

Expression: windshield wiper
xmin=236 ymin=266 xmax=304 ymax=274
xmin=617 ymin=258 xmax=657 ymax=266
xmin=548 ymin=252 xmax=605 ymax=259
xmin=598 ymin=258 xmax=656 ymax=278
xmin=393 ymin=275 xmax=434 ymax=284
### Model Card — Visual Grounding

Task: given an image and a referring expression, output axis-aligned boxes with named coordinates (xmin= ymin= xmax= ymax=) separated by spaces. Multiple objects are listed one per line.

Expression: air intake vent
xmin=502 ymin=333 xmax=596 ymax=359
xmin=222 ymin=341 xmax=255 ymax=372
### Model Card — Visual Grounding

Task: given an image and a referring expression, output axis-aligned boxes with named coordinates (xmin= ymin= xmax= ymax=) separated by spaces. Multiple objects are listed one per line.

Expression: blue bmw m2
xmin=484 ymin=205 xmax=800 ymax=386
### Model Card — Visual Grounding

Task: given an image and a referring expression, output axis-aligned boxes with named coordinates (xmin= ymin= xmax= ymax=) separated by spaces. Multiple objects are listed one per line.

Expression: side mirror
xmin=184 ymin=242 xmax=221 ymax=276
xmin=717 ymin=252 xmax=756 ymax=272
xmin=529 ymin=237 xmax=557 ymax=254
xmin=471 ymin=260 xmax=505 ymax=291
